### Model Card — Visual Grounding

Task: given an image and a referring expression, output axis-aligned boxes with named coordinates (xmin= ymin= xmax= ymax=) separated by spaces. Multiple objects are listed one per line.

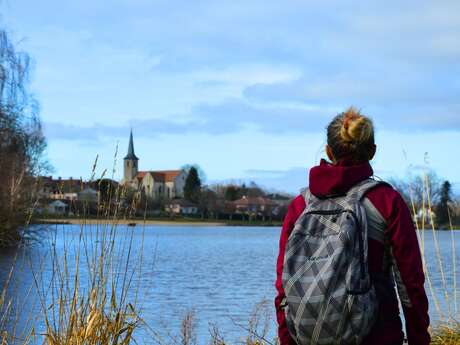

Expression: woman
xmin=275 ymin=108 xmax=430 ymax=345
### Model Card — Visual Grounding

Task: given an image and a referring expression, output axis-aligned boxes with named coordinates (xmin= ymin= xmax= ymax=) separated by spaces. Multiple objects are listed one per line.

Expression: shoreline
xmin=36 ymin=218 xmax=283 ymax=227
xmin=36 ymin=218 xmax=458 ymax=229
xmin=38 ymin=218 xmax=228 ymax=226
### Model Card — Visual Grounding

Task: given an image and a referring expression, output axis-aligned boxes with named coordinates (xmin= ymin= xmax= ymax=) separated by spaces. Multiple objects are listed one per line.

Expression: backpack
xmin=281 ymin=178 xmax=382 ymax=345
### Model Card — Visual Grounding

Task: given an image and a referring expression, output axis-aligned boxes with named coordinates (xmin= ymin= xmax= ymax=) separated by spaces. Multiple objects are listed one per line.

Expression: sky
xmin=1 ymin=0 xmax=459 ymax=194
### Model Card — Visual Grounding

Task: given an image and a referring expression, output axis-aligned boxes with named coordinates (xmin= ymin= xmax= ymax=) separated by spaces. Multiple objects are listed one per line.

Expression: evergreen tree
xmin=224 ymin=185 xmax=239 ymax=201
xmin=184 ymin=167 xmax=201 ymax=203
xmin=436 ymin=180 xmax=452 ymax=226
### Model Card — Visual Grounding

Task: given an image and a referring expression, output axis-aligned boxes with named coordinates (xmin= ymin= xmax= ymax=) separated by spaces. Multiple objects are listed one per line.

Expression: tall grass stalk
xmin=408 ymin=173 xmax=443 ymax=318
xmin=448 ymin=208 xmax=458 ymax=316
xmin=0 ymin=153 xmax=148 ymax=345
xmin=34 ymin=157 xmax=144 ymax=344
xmin=409 ymin=168 xmax=460 ymax=345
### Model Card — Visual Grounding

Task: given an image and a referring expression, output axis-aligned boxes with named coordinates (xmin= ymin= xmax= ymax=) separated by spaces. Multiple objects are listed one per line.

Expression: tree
xmin=93 ymin=178 xmax=119 ymax=204
xmin=0 ymin=29 xmax=48 ymax=246
xmin=184 ymin=167 xmax=201 ymax=204
xmin=389 ymin=170 xmax=442 ymax=210
xmin=224 ymin=185 xmax=239 ymax=201
xmin=181 ymin=164 xmax=206 ymax=183
xmin=436 ymin=180 xmax=452 ymax=226
xmin=247 ymin=181 xmax=265 ymax=197
xmin=199 ymin=188 xmax=218 ymax=219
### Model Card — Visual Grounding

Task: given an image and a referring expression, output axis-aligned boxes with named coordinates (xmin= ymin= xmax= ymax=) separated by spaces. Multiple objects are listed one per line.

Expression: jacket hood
xmin=309 ymin=159 xmax=374 ymax=197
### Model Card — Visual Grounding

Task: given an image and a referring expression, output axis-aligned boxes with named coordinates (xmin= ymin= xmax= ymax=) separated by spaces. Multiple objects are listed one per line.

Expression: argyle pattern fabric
xmin=282 ymin=179 xmax=382 ymax=345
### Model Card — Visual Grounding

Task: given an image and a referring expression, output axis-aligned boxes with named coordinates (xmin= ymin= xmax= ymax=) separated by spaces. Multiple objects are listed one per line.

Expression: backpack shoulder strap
xmin=362 ymin=197 xmax=386 ymax=244
xmin=346 ymin=178 xmax=390 ymax=202
xmin=303 ymin=187 xmax=311 ymax=203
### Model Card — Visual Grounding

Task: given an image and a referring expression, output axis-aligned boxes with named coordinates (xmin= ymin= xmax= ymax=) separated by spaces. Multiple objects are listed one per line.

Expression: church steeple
xmin=123 ymin=130 xmax=139 ymax=183
xmin=124 ymin=130 xmax=138 ymax=160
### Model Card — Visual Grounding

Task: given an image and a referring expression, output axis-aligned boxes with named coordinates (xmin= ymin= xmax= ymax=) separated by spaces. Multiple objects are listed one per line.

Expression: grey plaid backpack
xmin=282 ymin=178 xmax=382 ymax=345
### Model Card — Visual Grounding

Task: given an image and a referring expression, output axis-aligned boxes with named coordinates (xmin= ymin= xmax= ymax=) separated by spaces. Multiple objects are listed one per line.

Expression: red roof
xmin=233 ymin=196 xmax=273 ymax=206
xmin=137 ymin=171 xmax=148 ymax=179
xmin=136 ymin=170 xmax=182 ymax=183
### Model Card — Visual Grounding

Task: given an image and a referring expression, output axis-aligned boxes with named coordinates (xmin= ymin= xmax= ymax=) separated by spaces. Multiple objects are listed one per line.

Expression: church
xmin=122 ymin=131 xmax=187 ymax=200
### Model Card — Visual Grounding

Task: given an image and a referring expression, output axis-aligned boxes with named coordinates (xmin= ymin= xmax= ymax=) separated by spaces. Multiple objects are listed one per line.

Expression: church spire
xmin=124 ymin=130 xmax=138 ymax=160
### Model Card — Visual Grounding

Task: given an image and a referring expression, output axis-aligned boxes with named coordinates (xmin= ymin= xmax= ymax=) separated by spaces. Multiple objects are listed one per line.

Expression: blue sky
xmin=1 ymin=0 xmax=459 ymax=194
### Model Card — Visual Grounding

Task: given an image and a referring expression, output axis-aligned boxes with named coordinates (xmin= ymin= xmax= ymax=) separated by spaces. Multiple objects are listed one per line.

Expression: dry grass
xmin=0 ymin=155 xmax=146 ymax=345
xmin=406 ymin=166 xmax=460 ymax=344
xmin=431 ymin=323 xmax=460 ymax=345
xmin=35 ymin=156 xmax=144 ymax=345
xmin=36 ymin=234 xmax=141 ymax=345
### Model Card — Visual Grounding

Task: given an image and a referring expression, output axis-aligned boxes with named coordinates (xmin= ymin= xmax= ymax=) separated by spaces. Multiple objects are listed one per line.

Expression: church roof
xmin=137 ymin=171 xmax=147 ymax=179
xmin=137 ymin=170 xmax=182 ymax=183
xmin=124 ymin=130 xmax=138 ymax=160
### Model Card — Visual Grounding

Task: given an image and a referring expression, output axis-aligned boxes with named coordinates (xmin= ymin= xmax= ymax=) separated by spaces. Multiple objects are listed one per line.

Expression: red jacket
xmin=275 ymin=159 xmax=430 ymax=345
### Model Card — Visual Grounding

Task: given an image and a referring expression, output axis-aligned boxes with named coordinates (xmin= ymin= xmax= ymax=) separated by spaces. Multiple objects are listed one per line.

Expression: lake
xmin=0 ymin=224 xmax=458 ymax=344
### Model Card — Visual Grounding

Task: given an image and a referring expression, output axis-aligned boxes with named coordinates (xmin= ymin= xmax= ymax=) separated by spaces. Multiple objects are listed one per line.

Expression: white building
xmin=166 ymin=199 xmax=199 ymax=215
xmin=122 ymin=131 xmax=187 ymax=200
xmin=78 ymin=187 xmax=100 ymax=203
xmin=47 ymin=200 xmax=68 ymax=215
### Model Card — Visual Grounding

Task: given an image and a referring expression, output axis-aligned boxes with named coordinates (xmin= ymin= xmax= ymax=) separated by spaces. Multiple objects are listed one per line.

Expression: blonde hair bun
xmin=339 ymin=107 xmax=373 ymax=144
xmin=327 ymin=106 xmax=375 ymax=162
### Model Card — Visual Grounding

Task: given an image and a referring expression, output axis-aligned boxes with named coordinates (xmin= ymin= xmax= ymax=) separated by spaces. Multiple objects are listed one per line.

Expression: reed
xmin=38 ymin=157 xmax=144 ymax=345
xmin=32 ymin=223 xmax=142 ymax=345
xmin=0 ymin=154 xmax=147 ymax=345
xmin=408 ymin=168 xmax=460 ymax=344
xmin=431 ymin=323 xmax=460 ymax=345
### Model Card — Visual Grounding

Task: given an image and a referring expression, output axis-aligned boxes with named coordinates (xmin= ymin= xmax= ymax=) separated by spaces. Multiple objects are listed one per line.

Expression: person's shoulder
xmin=368 ymin=180 xmax=404 ymax=201
xmin=288 ymin=194 xmax=306 ymax=214
xmin=366 ymin=180 xmax=408 ymax=220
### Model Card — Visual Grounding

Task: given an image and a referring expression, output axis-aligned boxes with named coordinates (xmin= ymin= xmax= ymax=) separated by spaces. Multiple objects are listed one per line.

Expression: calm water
xmin=0 ymin=224 xmax=458 ymax=344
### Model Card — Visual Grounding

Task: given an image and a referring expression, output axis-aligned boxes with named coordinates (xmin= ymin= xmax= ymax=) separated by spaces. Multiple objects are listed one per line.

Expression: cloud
xmin=14 ymin=0 xmax=460 ymax=137
xmin=243 ymin=70 xmax=459 ymax=106
xmin=243 ymin=167 xmax=310 ymax=194
xmin=44 ymin=95 xmax=460 ymax=143
xmin=43 ymin=98 xmax=333 ymax=141
xmin=188 ymin=64 xmax=301 ymax=88
xmin=243 ymin=76 xmax=460 ymax=131
xmin=43 ymin=119 xmax=194 ymax=141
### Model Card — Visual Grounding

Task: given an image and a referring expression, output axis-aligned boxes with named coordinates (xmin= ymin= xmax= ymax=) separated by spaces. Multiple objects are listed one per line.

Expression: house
xmin=47 ymin=200 xmax=68 ymax=215
xmin=36 ymin=176 xmax=88 ymax=201
xmin=122 ymin=131 xmax=187 ymax=200
xmin=78 ymin=187 xmax=100 ymax=203
xmin=270 ymin=198 xmax=291 ymax=217
xmin=166 ymin=199 xmax=199 ymax=215
xmin=233 ymin=196 xmax=273 ymax=216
